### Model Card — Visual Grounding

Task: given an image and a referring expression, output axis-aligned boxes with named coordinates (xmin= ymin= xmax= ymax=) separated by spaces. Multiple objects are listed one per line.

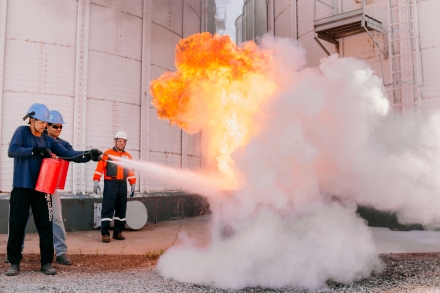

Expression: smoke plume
xmin=124 ymin=34 xmax=440 ymax=289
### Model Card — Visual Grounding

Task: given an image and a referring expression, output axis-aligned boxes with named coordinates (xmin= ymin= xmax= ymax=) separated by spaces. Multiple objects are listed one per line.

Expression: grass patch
xmin=145 ymin=249 xmax=164 ymax=259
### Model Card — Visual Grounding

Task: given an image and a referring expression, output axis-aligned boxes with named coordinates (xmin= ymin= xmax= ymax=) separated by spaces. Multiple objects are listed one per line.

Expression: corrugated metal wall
xmin=0 ymin=0 xmax=205 ymax=194
xmin=245 ymin=0 xmax=255 ymax=41
xmin=267 ymin=0 xmax=274 ymax=36
xmin=272 ymin=0 xmax=295 ymax=39
xmin=243 ymin=0 xmax=267 ymax=42
xmin=297 ymin=0 xmax=333 ymax=67
xmin=256 ymin=0 xmax=440 ymax=116
xmin=184 ymin=0 xmax=202 ymax=172
xmin=418 ymin=0 xmax=440 ymax=107
xmin=85 ymin=0 xmax=143 ymax=193
xmin=254 ymin=0 xmax=267 ymax=39
xmin=206 ymin=0 xmax=216 ymax=34
xmin=235 ymin=14 xmax=244 ymax=44
xmin=148 ymin=0 xmax=184 ymax=191
xmin=337 ymin=0 xmax=440 ymax=116
xmin=339 ymin=0 xmax=390 ymax=88
xmin=1 ymin=0 xmax=79 ymax=192
xmin=0 ymin=0 xmax=7 ymax=193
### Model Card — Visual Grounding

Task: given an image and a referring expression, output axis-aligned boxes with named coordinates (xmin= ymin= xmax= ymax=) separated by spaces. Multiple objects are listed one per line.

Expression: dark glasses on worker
xmin=51 ymin=125 xmax=63 ymax=129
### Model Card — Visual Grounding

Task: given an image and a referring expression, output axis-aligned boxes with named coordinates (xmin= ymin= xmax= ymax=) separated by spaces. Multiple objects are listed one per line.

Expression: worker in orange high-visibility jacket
xmin=93 ymin=131 xmax=136 ymax=243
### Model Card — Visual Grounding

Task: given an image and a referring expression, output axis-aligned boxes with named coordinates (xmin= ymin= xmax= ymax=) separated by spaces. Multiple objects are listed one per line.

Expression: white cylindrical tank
xmin=266 ymin=0 xmax=334 ymax=65
xmin=242 ymin=0 xmax=267 ymax=43
xmin=297 ymin=0 xmax=336 ymax=67
xmin=235 ymin=14 xmax=244 ymax=45
xmin=265 ymin=0 xmax=439 ymax=114
xmin=0 ymin=0 xmax=206 ymax=194
xmin=312 ymin=0 xmax=439 ymax=116
xmin=416 ymin=0 xmax=440 ymax=113
xmin=269 ymin=0 xmax=296 ymax=39
xmin=244 ymin=0 xmax=255 ymax=41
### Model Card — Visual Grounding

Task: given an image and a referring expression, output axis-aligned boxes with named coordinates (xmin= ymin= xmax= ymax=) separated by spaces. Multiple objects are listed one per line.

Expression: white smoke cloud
xmin=158 ymin=202 xmax=381 ymax=289
xmin=154 ymin=36 xmax=385 ymax=289
xmin=118 ymin=35 xmax=440 ymax=289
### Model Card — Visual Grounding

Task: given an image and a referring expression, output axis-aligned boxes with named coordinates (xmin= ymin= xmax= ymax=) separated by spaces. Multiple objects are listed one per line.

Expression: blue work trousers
xmin=101 ymin=179 xmax=127 ymax=236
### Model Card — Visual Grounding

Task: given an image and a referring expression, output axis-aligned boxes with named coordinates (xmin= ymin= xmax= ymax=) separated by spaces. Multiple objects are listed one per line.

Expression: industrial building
xmin=235 ymin=0 xmax=440 ymax=229
xmin=236 ymin=0 xmax=439 ymax=117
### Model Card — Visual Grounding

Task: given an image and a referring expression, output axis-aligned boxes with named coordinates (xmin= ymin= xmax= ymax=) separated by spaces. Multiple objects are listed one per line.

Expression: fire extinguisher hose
xmin=55 ymin=151 xmax=100 ymax=161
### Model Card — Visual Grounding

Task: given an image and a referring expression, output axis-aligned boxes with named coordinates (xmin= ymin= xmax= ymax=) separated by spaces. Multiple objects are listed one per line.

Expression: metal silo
xmin=245 ymin=0 xmax=255 ymax=41
xmin=235 ymin=14 xmax=245 ymax=45
xmin=311 ymin=0 xmax=438 ymax=116
xmin=0 ymin=0 xmax=207 ymax=194
xmin=206 ymin=0 xmax=217 ymax=35
xmin=242 ymin=0 xmax=267 ymax=43
xmin=267 ymin=0 xmax=296 ymax=39
xmin=261 ymin=0 xmax=440 ymax=115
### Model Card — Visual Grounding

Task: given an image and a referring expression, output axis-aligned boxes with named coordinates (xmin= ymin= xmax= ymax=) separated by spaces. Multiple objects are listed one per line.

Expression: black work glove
xmin=32 ymin=147 xmax=52 ymax=158
xmin=90 ymin=149 xmax=102 ymax=157
xmin=88 ymin=149 xmax=103 ymax=162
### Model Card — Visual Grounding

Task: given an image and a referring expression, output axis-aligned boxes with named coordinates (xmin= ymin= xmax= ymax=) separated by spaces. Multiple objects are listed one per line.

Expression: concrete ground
xmin=372 ymin=227 xmax=440 ymax=254
xmin=0 ymin=215 xmax=211 ymax=256
xmin=1 ymin=215 xmax=440 ymax=256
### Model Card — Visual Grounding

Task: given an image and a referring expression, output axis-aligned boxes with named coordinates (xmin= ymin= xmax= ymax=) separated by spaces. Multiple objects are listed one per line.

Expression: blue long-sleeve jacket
xmin=8 ymin=126 xmax=88 ymax=189
xmin=56 ymin=137 xmax=91 ymax=163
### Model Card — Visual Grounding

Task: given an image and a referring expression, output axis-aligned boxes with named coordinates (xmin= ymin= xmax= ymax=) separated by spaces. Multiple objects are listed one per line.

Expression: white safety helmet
xmin=114 ymin=131 xmax=128 ymax=141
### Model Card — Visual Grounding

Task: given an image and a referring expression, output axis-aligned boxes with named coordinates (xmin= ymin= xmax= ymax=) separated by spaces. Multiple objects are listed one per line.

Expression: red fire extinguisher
xmin=56 ymin=159 xmax=69 ymax=190
xmin=35 ymin=158 xmax=61 ymax=194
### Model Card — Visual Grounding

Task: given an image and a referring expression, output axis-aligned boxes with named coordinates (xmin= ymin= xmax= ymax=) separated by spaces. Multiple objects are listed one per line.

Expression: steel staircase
xmin=387 ymin=0 xmax=424 ymax=112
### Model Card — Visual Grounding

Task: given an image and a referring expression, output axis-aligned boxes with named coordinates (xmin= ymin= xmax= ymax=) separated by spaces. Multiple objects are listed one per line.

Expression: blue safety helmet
xmin=49 ymin=110 xmax=65 ymax=124
xmin=23 ymin=103 xmax=51 ymax=122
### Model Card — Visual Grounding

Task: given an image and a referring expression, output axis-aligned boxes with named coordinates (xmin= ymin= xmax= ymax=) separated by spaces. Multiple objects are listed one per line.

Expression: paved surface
xmin=372 ymin=227 xmax=440 ymax=254
xmin=2 ymin=216 xmax=440 ymax=292
xmin=1 ymin=215 xmax=440 ymax=255
xmin=0 ymin=215 xmax=211 ymax=256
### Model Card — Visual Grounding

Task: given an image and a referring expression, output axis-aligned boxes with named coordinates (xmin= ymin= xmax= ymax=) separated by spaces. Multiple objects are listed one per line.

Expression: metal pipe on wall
xmin=73 ymin=0 xmax=90 ymax=195
xmin=140 ymin=0 xmax=152 ymax=193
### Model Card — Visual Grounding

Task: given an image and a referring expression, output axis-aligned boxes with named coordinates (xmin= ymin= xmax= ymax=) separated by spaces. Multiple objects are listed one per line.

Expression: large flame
xmin=150 ymin=33 xmax=276 ymax=179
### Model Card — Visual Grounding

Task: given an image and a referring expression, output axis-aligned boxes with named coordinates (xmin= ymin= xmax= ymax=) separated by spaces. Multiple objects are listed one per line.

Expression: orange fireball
xmin=150 ymin=33 xmax=276 ymax=179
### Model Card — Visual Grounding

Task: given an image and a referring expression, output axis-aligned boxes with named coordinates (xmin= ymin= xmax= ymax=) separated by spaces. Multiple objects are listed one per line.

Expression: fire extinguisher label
xmin=45 ymin=193 xmax=53 ymax=222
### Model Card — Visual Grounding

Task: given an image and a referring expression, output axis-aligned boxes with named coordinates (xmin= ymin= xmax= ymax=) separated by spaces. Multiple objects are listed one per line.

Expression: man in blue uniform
xmin=5 ymin=103 xmax=102 ymax=276
xmin=45 ymin=110 xmax=75 ymax=265
xmin=18 ymin=110 xmax=86 ymax=266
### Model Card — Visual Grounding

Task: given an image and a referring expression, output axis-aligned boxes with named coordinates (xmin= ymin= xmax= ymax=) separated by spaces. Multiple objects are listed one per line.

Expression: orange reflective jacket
xmin=93 ymin=147 xmax=136 ymax=184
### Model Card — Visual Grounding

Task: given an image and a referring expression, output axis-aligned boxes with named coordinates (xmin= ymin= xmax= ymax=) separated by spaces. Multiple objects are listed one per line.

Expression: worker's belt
xmin=105 ymin=177 xmax=126 ymax=181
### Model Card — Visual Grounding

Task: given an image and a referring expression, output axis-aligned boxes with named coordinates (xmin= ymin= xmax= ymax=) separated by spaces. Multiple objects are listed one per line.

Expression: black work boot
xmin=5 ymin=264 xmax=20 ymax=276
xmin=56 ymin=254 xmax=72 ymax=265
xmin=41 ymin=263 xmax=57 ymax=275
